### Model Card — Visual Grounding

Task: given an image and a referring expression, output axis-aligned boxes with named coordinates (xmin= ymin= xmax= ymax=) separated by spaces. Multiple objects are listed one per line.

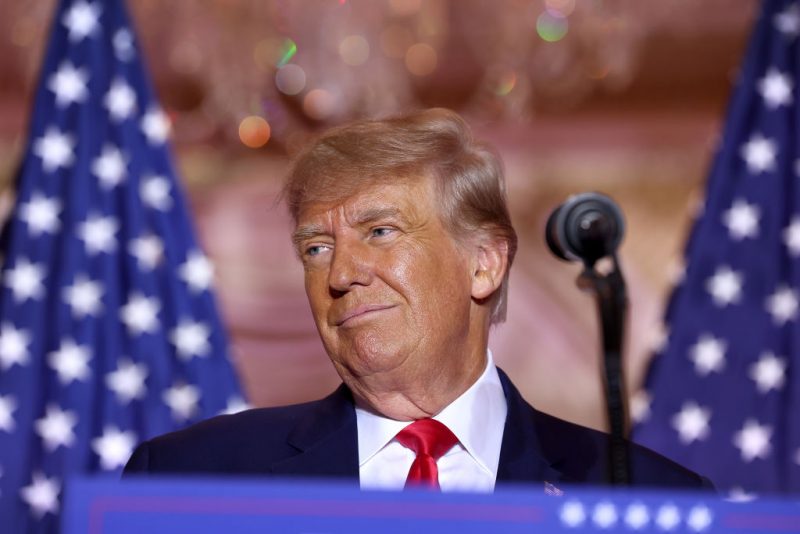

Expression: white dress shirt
xmin=356 ymin=351 xmax=508 ymax=492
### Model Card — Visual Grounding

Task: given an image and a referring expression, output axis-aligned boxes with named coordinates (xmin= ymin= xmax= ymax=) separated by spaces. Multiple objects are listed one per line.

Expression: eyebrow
xmin=351 ymin=206 xmax=406 ymax=226
xmin=291 ymin=224 xmax=327 ymax=248
xmin=291 ymin=206 xmax=408 ymax=247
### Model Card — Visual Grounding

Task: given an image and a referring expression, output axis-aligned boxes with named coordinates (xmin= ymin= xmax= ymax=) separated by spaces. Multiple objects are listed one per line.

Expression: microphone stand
xmin=576 ymin=253 xmax=630 ymax=486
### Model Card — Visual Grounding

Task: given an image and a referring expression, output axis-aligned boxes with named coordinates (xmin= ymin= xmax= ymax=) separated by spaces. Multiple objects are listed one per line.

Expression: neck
xmin=347 ymin=337 xmax=490 ymax=421
xmin=340 ymin=306 xmax=493 ymax=421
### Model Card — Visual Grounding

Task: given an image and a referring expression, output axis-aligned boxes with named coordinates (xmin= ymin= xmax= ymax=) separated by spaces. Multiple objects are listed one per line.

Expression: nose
xmin=328 ymin=238 xmax=373 ymax=294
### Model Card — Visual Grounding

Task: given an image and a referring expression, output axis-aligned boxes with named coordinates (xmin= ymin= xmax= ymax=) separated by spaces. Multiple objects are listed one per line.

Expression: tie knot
xmin=395 ymin=418 xmax=458 ymax=460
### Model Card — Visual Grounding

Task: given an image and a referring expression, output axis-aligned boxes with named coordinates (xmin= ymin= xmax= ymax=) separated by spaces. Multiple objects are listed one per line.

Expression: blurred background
xmin=0 ymin=0 xmax=759 ymax=431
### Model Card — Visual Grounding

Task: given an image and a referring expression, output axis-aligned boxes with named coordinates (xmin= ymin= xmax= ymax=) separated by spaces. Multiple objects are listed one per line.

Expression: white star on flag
xmin=749 ymin=352 xmax=786 ymax=393
xmin=733 ymin=419 xmax=772 ymax=462
xmin=63 ymin=275 xmax=104 ymax=318
xmin=629 ymin=390 xmax=651 ymax=424
xmin=757 ymin=68 xmax=793 ymax=108
xmin=112 ymin=28 xmax=135 ymax=61
xmin=163 ymin=383 xmax=200 ymax=421
xmin=647 ymin=323 xmax=670 ymax=354
xmin=592 ymin=501 xmax=618 ymax=529
xmin=689 ymin=334 xmax=727 ymax=376
xmin=129 ymin=234 xmax=164 ymax=270
xmin=120 ymin=293 xmax=161 ymax=335
xmin=141 ymin=107 xmax=171 ymax=144
xmin=19 ymin=193 xmax=62 ymax=236
xmin=140 ymin=174 xmax=173 ymax=211
xmin=104 ymin=77 xmax=137 ymax=122
xmin=667 ymin=257 xmax=687 ymax=285
xmin=179 ymin=251 xmax=214 ymax=293
xmin=170 ymin=320 xmax=211 ymax=360
xmin=647 ymin=323 xmax=669 ymax=352
xmin=0 ymin=394 xmax=17 ymax=432
xmin=20 ymin=472 xmax=60 ymax=518
xmin=722 ymin=199 xmax=760 ymax=240
xmin=775 ymin=3 xmax=800 ymax=38
xmin=77 ymin=214 xmax=119 ymax=255
xmin=624 ymin=503 xmax=650 ymax=530
xmin=92 ymin=427 xmax=138 ymax=470
xmin=672 ymin=402 xmax=712 ymax=444
xmin=0 ymin=323 xmax=31 ymax=370
xmin=740 ymin=133 xmax=778 ymax=174
xmin=91 ymin=144 xmax=127 ymax=189
xmin=705 ymin=266 xmax=743 ymax=307
xmin=220 ymin=396 xmax=251 ymax=415
xmin=686 ymin=505 xmax=713 ymax=532
xmin=34 ymin=404 xmax=77 ymax=451
xmin=4 ymin=258 xmax=46 ymax=302
xmin=48 ymin=339 xmax=92 ymax=384
xmin=783 ymin=217 xmax=800 ymax=255
xmin=765 ymin=285 xmax=799 ymax=325
xmin=728 ymin=487 xmax=758 ymax=503
xmin=655 ymin=504 xmax=681 ymax=531
xmin=105 ymin=359 xmax=148 ymax=403
xmin=32 ymin=128 xmax=75 ymax=173
xmin=47 ymin=62 xmax=89 ymax=107
xmin=62 ymin=0 xmax=101 ymax=42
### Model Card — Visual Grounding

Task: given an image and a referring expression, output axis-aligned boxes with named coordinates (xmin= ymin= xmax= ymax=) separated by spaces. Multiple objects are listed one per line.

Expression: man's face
xmin=293 ymin=177 xmax=481 ymax=407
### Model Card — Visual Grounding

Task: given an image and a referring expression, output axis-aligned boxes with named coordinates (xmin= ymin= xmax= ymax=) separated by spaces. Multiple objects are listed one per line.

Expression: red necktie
xmin=395 ymin=418 xmax=458 ymax=490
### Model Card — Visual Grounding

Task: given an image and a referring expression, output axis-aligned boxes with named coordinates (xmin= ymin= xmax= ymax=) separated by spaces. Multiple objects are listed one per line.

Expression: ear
xmin=470 ymin=237 xmax=509 ymax=300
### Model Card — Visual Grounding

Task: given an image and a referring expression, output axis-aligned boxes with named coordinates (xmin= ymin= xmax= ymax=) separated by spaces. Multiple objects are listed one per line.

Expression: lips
xmin=335 ymin=304 xmax=396 ymax=326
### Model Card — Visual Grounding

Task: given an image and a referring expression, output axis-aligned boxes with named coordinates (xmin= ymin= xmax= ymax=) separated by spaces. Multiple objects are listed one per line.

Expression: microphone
xmin=545 ymin=192 xmax=625 ymax=267
xmin=547 ymin=192 xmax=631 ymax=485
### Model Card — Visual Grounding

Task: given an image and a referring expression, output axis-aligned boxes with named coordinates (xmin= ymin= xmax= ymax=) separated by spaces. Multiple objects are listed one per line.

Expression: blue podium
xmin=63 ymin=477 xmax=800 ymax=533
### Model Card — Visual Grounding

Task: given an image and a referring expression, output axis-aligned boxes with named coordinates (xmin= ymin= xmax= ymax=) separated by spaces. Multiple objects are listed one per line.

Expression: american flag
xmin=0 ymin=0 xmax=245 ymax=531
xmin=633 ymin=0 xmax=800 ymax=496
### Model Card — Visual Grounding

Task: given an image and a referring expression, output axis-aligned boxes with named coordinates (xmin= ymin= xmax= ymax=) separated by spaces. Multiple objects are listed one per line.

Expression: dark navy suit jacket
xmin=124 ymin=369 xmax=712 ymax=489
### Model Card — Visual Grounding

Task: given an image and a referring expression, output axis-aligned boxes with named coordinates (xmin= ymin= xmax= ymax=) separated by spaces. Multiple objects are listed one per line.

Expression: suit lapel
xmin=269 ymin=384 xmax=360 ymax=479
xmin=266 ymin=371 xmax=569 ymax=486
xmin=495 ymin=368 xmax=566 ymax=485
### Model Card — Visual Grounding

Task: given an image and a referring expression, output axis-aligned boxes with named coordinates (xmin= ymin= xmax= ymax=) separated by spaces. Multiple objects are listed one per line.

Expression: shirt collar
xmin=355 ymin=350 xmax=508 ymax=478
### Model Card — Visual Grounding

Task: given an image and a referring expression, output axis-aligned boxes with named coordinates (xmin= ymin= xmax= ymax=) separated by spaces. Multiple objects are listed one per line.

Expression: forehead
xmin=295 ymin=177 xmax=438 ymax=229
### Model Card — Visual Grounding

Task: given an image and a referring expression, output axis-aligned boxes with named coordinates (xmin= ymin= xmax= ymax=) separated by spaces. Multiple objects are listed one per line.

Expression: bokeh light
xmin=494 ymin=70 xmax=517 ymax=96
xmin=405 ymin=43 xmax=437 ymax=76
xmin=545 ymin=0 xmax=576 ymax=17
xmin=380 ymin=25 xmax=414 ymax=59
xmin=339 ymin=35 xmax=370 ymax=66
xmin=275 ymin=64 xmax=307 ymax=95
xmin=537 ymin=11 xmax=568 ymax=42
xmin=238 ymin=116 xmax=271 ymax=148
xmin=303 ymin=89 xmax=337 ymax=120
xmin=276 ymin=38 xmax=297 ymax=67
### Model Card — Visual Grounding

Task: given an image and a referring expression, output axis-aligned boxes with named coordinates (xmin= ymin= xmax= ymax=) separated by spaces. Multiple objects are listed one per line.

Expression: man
xmin=124 ymin=109 xmax=712 ymax=491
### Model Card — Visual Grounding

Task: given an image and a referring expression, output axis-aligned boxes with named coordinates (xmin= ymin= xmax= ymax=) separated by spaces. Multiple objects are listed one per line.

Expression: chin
xmin=336 ymin=329 xmax=411 ymax=377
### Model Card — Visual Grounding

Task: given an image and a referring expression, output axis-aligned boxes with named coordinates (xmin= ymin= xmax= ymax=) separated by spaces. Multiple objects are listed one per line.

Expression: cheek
xmin=389 ymin=249 xmax=471 ymax=317
xmin=304 ymin=272 xmax=330 ymax=320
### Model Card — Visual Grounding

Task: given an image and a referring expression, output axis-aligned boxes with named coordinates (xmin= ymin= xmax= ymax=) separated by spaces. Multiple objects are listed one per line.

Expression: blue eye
xmin=371 ymin=227 xmax=393 ymax=238
xmin=306 ymin=245 xmax=327 ymax=257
